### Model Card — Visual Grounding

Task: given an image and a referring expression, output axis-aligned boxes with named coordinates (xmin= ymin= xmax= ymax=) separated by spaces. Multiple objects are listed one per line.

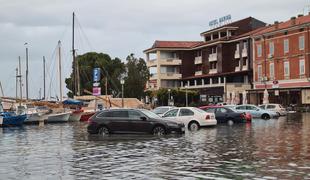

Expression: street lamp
xmin=185 ymin=85 xmax=188 ymax=107
xmin=168 ymin=89 xmax=171 ymax=105
xmin=121 ymin=79 xmax=124 ymax=108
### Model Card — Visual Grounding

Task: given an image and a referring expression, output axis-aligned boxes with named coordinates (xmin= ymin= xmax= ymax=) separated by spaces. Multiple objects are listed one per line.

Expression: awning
xmin=63 ymin=99 xmax=83 ymax=106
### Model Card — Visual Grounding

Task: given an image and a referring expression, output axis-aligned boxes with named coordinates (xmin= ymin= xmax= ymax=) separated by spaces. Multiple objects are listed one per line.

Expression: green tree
xmin=124 ymin=54 xmax=150 ymax=99
xmin=65 ymin=52 xmax=126 ymax=97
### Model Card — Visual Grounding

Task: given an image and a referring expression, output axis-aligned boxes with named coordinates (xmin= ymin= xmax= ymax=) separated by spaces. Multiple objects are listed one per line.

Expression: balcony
xmin=208 ymin=53 xmax=217 ymax=62
xmin=234 ymin=50 xmax=240 ymax=59
xmin=209 ymin=69 xmax=218 ymax=74
xmin=149 ymin=74 xmax=158 ymax=80
xmin=235 ymin=65 xmax=241 ymax=72
xmin=160 ymin=73 xmax=182 ymax=80
xmin=242 ymin=48 xmax=247 ymax=57
xmin=159 ymin=58 xmax=182 ymax=66
xmin=147 ymin=59 xmax=157 ymax=67
xmin=195 ymin=71 xmax=202 ymax=76
xmin=194 ymin=56 xmax=202 ymax=64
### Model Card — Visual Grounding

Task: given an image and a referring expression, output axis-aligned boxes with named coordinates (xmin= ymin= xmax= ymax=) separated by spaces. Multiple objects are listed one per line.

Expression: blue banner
xmin=93 ymin=68 xmax=100 ymax=82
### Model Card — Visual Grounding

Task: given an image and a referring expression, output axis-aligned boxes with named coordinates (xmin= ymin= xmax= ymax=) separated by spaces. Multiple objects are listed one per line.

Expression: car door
xmin=107 ymin=110 xmax=130 ymax=133
xmin=215 ymin=107 xmax=229 ymax=123
xmin=178 ymin=108 xmax=195 ymax=125
xmin=246 ymin=105 xmax=260 ymax=118
xmin=128 ymin=110 xmax=153 ymax=134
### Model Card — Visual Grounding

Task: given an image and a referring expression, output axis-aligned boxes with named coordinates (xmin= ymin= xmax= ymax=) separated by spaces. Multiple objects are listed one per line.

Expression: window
xmin=217 ymin=108 xmax=228 ymax=113
xmin=243 ymin=41 xmax=247 ymax=49
xmin=236 ymin=106 xmax=246 ymax=110
xmin=269 ymin=42 xmax=274 ymax=55
xmin=259 ymin=105 xmax=265 ymax=109
xmin=257 ymin=65 xmax=262 ymax=81
xmin=299 ymin=36 xmax=305 ymax=50
xmin=128 ymin=110 xmax=142 ymax=119
xmin=266 ymin=105 xmax=276 ymax=109
xmin=163 ymin=109 xmax=178 ymax=117
xmin=179 ymin=109 xmax=194 ymax=116
xmin=257 ymin=44 xmax=262 ymax=57
xmin=246 ymin=106 xmax=258 ymax=111
xmin=299 ymin=58 xmax=305 ymax=75
xmin=98 ymin=111 xmax=110 ymax=118
xmin=111 ymin=111 xmax=128 ymax=118
xmin=284 ymin=61 xmax=290 ymax=77
xmin=269 ymin=63 xmax=274 ymax=79
xmin=284 ymin=39 xmax=289 ymax=53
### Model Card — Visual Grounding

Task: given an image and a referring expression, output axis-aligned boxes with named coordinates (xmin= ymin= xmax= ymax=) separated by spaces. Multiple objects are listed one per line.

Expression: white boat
xmin=68 ymin=110 xmax=83 ymax=121
xmin=25 ymin=112 xmax=46 ymax=123
xmin=46 ymin=112 xmax=71 ymax=123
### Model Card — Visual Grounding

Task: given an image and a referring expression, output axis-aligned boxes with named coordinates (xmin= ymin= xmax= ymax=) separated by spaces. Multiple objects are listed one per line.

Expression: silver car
xmin=234 ymin=104 xmax=279 ymax=120
xmin=259 ymin=104 xmax=287 ymax=116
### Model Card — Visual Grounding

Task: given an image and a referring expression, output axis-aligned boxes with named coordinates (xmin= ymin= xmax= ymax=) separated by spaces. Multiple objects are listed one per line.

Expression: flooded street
xmin=0 ymin=113 xmax=310 ymax=179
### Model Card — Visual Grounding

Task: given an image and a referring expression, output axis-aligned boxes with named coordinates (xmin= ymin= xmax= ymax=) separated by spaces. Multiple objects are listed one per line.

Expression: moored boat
xmin=0 ymin=112 xmax=27 ymax=126
xmin=68 ymin=109 xmax=83 ymax=121
xmin=46 ymin=112 xmax=71 ymax=123
xmin=80 ymin=111 xmax=95 ymax=122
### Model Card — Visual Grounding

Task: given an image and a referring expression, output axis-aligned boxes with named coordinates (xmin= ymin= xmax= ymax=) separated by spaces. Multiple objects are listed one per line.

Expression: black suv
xmin=87 ymin=109 xmax=185 ymax=135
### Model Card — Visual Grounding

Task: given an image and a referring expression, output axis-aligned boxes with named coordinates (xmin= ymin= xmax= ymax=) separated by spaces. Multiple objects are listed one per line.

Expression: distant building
xmin=144 ymin=17 xmax=266 ymax=105
xmin=250 ymin=13 xmax=310 ymax=106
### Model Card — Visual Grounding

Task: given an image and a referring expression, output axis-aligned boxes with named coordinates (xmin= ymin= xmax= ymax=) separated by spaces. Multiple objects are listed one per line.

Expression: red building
xmin=250 ymin=14 xmax=310 ymax=106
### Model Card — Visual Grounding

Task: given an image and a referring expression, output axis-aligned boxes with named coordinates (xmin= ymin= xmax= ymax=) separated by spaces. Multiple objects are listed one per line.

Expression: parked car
xmin=162 ymin=107 xmax=217 ymax=131
xmin=152 ymin=106 xmax=175 ymax=116
xmin=224 ymin=105 xmax=252 ymax=122
xmin=87 ymin=108 xmax=185 ymax=136
xmin=234 ymin=104 xmax=278 ymax=120
xmin=259 ymin=104 xmax=287 ymax=116
xmin=199 ymin=106 xmax=249 ymax=123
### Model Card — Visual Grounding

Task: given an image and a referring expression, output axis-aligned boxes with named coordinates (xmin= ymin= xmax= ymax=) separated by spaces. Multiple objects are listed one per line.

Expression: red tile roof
xmin=253 ymin=14 xmax=310 ymax=36
xmin=144 ymin=40 xmax=203 ymax=52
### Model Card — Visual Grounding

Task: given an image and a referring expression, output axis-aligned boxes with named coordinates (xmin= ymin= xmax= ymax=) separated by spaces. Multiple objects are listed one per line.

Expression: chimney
xmin=298 ymin=14 xmax=303 ymax=18
xmin=291 ymin=16 xmax=296 ymax=25
xmin=274 ymin=21 xmax=279 ymax=29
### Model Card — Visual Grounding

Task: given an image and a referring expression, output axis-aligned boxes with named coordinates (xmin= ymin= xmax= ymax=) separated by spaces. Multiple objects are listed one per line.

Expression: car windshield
xmin=153 ymin=107 xmax=170 ymax=114
xmin=140 ymin=109 xmax=161 ymax=119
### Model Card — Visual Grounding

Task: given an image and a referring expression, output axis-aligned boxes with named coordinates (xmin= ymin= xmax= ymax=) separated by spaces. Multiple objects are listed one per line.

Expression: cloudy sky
xmin=0 ymin=0 xmax=308 ymax=99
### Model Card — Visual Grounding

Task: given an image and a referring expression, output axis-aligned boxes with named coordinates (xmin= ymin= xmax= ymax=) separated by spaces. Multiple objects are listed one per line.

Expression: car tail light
xmin=205 ymin=115 xmax=210 ymax=120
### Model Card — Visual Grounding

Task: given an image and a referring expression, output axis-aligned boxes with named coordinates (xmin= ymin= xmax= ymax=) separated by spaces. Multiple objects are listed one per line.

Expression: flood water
xmin=0 ymin=113 xmax=310 ymax=179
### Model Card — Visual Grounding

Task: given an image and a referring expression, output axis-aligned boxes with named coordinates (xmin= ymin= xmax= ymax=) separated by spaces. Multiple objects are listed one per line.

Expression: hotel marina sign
xmin=209 ymin=15 xmax=232 ymax=28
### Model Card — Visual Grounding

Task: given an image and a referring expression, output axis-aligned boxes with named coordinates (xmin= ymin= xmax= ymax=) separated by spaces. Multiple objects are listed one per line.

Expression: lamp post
xmin=168 ymin=89 xmax=171 ymax=105
xmin=121 ymin=79 xmax=124 ymax=108
xmin=185 ymin=85 xmax=188 ymax=107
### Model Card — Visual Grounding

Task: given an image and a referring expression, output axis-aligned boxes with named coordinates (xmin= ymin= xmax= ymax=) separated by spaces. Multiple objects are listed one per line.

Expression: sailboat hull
xmin=68 ymin=110 xmax=83 ymax=121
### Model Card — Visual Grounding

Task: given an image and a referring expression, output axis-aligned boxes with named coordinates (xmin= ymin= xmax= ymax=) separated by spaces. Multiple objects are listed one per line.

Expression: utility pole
xmin=43 ymin=56 xmax=46 ymax=100
xmin=105 ymin=77 xmax=108 ymax=97
xmin=25 ymin=43 xmax=29 ymax=100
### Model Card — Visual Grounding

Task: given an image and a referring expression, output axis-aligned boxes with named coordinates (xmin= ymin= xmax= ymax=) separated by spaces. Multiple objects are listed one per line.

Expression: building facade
xmin=250 ymin=14 xmax=310 ymax=106
xmin=144 ymin=17 xmax=266 ymax=105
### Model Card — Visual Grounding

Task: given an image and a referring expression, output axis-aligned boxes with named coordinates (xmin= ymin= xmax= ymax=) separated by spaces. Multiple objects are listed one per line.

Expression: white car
xmin=162 ymin=107 xmax=217 ymax=131
xmin=259 ymin=104 xmax=287 ymax=116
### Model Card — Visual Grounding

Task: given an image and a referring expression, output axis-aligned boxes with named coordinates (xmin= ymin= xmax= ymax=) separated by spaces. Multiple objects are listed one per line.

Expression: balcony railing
xmin=195 ymin=71 xmax=202 ymax=76
xmin=242 ymin=48 xmax=247 ymax=57
xmin=160 ymin=58 xmax=182 ymax=65
xmin=234 ymin=50 xmax=240 ymax=59
xmin=209 ymin=69 xmax=218 ymax=74
xmin=146 ymin=59 xmax=157 ymax=67
xmin=194 ymin=56 xmax=202 ymax=64
xmin=160 ymin=73 xmax=182 ymax=80
xmin=208 ymin=53 xmax=217 ymax=62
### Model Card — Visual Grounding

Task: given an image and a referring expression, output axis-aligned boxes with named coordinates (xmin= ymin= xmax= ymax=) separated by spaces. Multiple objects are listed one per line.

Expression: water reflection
xmin=0 ymin=114 xmax=309 ymax=179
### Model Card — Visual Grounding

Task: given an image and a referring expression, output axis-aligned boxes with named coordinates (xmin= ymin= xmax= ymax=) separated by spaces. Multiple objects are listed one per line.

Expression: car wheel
xmin=261 ymin=114 xmax=270 ymax=120
xmin=188 ymin=121 xmax=200 ymax=131
xmin=153 ymin=126 xmax=166 ymax=136
xmin=98 ymin=126 xmax=109 ymax=136
xmin=228 ymin=119 xmax=234 ymax=125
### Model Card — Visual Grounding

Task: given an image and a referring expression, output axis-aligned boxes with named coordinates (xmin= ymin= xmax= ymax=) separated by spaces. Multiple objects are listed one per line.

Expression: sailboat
xmin=45 ymin=41 xmax=71 ymax=123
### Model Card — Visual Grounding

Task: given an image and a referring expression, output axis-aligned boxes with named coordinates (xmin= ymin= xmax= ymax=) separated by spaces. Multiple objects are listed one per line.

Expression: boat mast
xmin=43 ymin=56 xmax=46 ymax=100
xmin=58 ymin=41 xmax=63 ymax=102
xmin=72 ymin=12 xmax=77 ymax=96
xmin=15 ymin=68 xmax=18 ymax=100
xmin=0 ymin=81 xmax=4 ymax=97
xmin=25 ymin=43 xmax=29 ymax=100
xmin=18 ymin=56 xmax=22 ymax=106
